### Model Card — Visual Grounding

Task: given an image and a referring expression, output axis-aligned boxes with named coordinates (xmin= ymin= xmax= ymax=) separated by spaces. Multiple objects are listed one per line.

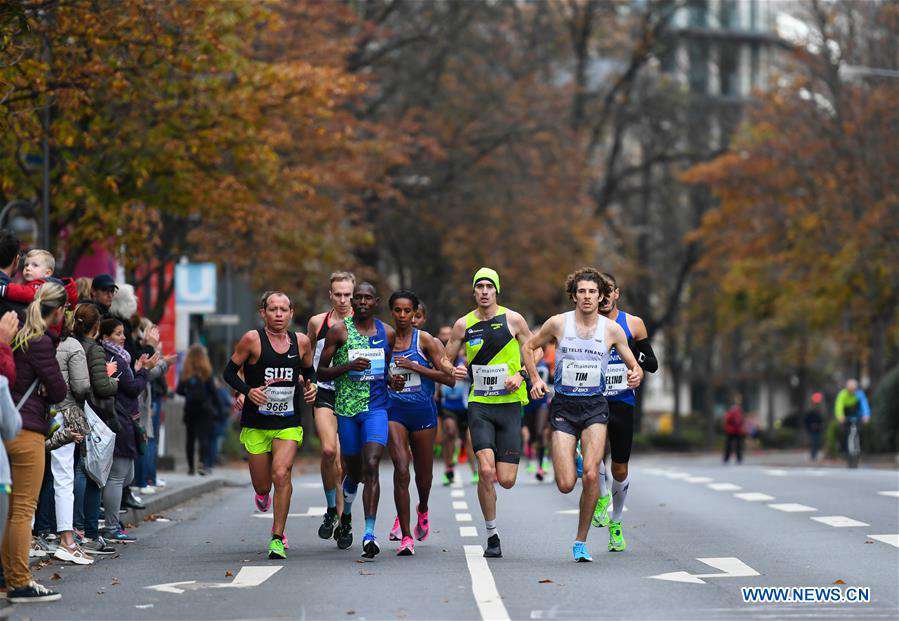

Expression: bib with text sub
xmin=560 ymin=360 xmax=604 ymax=394
xmin=389 ymin=359 xmax=422 ymax=393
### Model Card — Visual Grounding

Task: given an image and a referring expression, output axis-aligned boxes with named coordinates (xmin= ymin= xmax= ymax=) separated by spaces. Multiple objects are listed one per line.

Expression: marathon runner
xmin=591 ymin=272 xmax=658 ymax=553
xmin=385 ymin=290 xmax=455 ymax=555
xmin=307 ymin=271 xmax=355 ymax=540
xmin=412 ymin=301 xmax=428 ymax=330
xmin=317 ymin=282 xmax=404 ymax=559
xmin=223 ymin=291 xmax=317 ymax=560
xmin=436 ymin=326 xmax=477 ymax=486
xmin=443 ymin=268 xmax=533 ymax=558
xmin=524 ymin=267 xmax=643 ymax=561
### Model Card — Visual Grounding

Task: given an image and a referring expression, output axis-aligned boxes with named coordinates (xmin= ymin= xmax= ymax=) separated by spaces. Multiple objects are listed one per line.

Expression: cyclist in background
xmin=834 ymin=379 xmax=870 ymax=458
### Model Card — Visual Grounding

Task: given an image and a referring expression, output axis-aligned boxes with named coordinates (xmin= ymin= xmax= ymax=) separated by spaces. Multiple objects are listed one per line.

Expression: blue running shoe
xmin=361 ymin=534 xmax=380 ymax=559
xmin=575 ymin=454 xmax=583 ymax=478
xmin=572 ymin=541 xmax=592 ymax=562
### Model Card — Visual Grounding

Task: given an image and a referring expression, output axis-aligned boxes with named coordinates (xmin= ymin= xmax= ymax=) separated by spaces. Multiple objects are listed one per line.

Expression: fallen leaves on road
xmin=354 ymin=559 xmax=366 ymax=564
xmin=143 ymin=514 xmax=171 ymax=522
xmin=346 ymin=610 xmax=355 ymax=616
xmin=359 ymin=570 xmax=374 ymax=576
xmin=834 ymin=579 xmax=845 ymax=584
xmin=111 ymin=578 xmax=120 ymax=586
xmin=539 ymin=579 xmax=554 ymax=584
xmin=225 ymin=570 xmax=234 ymax=577
xmin=51 ymin=573 xmax=62 ymax=581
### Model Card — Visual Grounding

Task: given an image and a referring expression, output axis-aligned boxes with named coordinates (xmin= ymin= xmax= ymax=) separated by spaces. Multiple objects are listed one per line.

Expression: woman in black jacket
xmin=176 ymin=344 xmax=220 ymax=476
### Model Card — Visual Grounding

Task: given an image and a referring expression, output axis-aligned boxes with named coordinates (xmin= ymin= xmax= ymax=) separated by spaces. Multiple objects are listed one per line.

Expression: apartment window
xmin=720 ymin=42 xmax=739 ymax=95
xmin=687 ymin=0 xmax=708 ymax=29
xmin=688 ymin=39 xmax=709 ymax=93
xmin=719 ymin=0 xmax=738 ymax=30
xmin=750 ymin=42 xmax=760 ymax=89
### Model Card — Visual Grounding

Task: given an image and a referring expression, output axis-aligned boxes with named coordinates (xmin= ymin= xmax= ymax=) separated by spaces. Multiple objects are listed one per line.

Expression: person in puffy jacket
xmin=723 ymin=395 xmax=746 ymax=464
xmin=3 ymin=282 xmax=67 ymax=603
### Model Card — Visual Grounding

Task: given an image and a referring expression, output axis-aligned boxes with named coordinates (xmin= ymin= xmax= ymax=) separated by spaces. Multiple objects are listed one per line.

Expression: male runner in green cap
xmin=442 ymin=267 xmax=533 ymax=558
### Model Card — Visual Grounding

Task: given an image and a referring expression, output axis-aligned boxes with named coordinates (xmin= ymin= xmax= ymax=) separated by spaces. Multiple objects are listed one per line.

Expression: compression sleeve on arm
xmin=301 ymin=365 xmax=316 ymax=384
xmin=223 ymin=360 xmax=251 ymax=396
xmin=635 ymin=337 xmax=659 ymax=373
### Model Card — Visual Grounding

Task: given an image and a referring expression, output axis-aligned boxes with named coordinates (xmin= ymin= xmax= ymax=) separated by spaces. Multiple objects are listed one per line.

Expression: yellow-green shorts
xmin=240 ymin=426 xmax=304 ymax=455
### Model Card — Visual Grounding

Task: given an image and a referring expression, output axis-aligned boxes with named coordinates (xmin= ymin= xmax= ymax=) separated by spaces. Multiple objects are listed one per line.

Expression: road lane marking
xmin=649 ymin=557 xmax=760 ymax=584
xmin=456 ymin=513 xmax=473 ymax=522
xmin=685 ymin=476 xmax=714 ymax=484
xmin=453 ymin=501 xmax=469 ymax=510
xmin=557 ymin=507 xmax=625 ymax=515
xmin=877 ymin=491 xmax=899 ymax=498
xmin=452 ymin=489 xmax=466 ymax=498
xmin=665 ymin=472 xmax=692 ymax=480
xmin=708 ymin=483 xmax=742 ymax=491
xmin=768 ymin=503 xmax=816 ymax=512
xmin=765 ymin=469 xmax=789 ymax=476
xmin=147 ymin=566 xmax=282 ymax=594
xmin=464 ymin=545 xmax=510 ymax=621
xmin=460 ymin=526 xmax=478 ymax=537
xmin=811 ymin=516 xmax=869 ymax=527
xmin=452 ymin=478 xmax=463 ymax=489
xmin=252 ymin=507 xmax=326 ymax=519
xmin=867 ymin=534 xmax=899 ymax=548
xmin=734 ymin=492 xmax=775 ymax=502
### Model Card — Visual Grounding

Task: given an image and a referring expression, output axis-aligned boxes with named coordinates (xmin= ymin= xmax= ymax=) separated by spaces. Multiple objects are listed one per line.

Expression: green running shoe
xmin=592 ymin=493 xmax=611 ymax=528
xmin=608 ymin=520 xmax=626 ymax=552
xmin=526 ymin=462 xmax=537 ymax=474
xmin=471 ymin=472 xmax=479 ymax=485
xmin=268 ymin=537 xmax=287 ymax=559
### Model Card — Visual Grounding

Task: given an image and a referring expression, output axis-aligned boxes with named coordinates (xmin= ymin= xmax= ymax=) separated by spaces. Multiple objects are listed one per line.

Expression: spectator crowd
xmin=0 ymin=228 xmax=229 ymax=605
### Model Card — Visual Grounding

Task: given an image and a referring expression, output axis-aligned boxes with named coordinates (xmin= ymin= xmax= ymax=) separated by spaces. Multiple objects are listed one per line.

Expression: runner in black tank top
xmin=223 ymin=291 xmax=317 ymax=560
xmin=306 ymin=272 xmax=355 ymax=541
xmin=239 ymin=328 xmax=303 ymax=430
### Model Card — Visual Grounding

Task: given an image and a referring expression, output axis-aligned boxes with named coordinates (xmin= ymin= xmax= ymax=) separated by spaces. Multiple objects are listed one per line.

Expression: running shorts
xmin=469 ymin=402 xmax=522 ymax=464
xmin=439 ymin=407 xmax=469 ymax=436
xmin=607 ymin=400 xmax=635 ymax=463
xmin=337 ymin=409 xmax=388 ymax=455
xmin=240 ymin=426 xmax=304 ymax=455
xmin=314 ymin=387 xmax=336 ymax=411
xmin=549 ymin=394 xmax=608 ymax=437
xmin=388 ymin=405 xmax=437 ymax=432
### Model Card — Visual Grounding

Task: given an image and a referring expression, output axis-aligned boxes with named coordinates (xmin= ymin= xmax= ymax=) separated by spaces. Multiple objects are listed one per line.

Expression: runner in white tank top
xmin=523 ymin=267 xmax=642 ymax=563
xmin=306 ymin=272 xmax=355 ymax=540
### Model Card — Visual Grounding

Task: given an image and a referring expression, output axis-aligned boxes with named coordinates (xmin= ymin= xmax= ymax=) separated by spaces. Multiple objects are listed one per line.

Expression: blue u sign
xmin=175 ymin=263 xmax=217 ymax=313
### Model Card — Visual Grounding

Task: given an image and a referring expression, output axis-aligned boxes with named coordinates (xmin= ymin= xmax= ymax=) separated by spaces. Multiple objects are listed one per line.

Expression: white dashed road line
xmin=811 ymin=516 xmax=869 ymax=528
xmin=452 ymin=489 xmax=466 ymax=498
xmin=734 ymin=492 xmax=775 ymax=502
xmin=877 ymin=491 xmax=899 ymax=498
xmin=768 ymin=503 xmax=817 ymax=513
xmin=707 ymin=483 xmax=742 ymax=492
xmin=685 ymin=476 xmax=714 ymax=484
xmin=464 ymin=545 xmax=510 ymax=621
xmin=460 ymin=526 xmax=479 ymax=537
xmin=867 ymin=534 xmax=899 ymax=548
xmin=453 ymin=501 xmax=469 ymax=510
xmin=456 ymin=513 xmax=473 ymax=522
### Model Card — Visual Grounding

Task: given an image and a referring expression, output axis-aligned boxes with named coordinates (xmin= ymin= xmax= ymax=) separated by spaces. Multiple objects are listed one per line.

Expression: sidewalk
xmin=122 ymin=468 xmax=248 ymax=524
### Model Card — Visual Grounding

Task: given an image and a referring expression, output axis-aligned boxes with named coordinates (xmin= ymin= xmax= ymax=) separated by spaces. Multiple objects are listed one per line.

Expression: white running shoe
xmin=54 ymin=544 xmax=94 ymax=565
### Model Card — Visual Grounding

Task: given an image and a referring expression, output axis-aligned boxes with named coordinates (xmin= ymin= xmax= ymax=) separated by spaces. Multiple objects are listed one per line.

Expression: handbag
xmin=83 ymin=401 xmax=116 ymax=486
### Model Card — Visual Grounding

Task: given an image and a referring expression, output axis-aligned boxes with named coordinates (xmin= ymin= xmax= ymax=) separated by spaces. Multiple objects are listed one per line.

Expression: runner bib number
xmin=389 ymin=360 xmax=422 ymax=393
xmin=258 ymin=385 xmax=295 ymax=417
xmin=348 ymin=348 xmax=385 ymax=382
xmin=561 ymin=360 xmax=603 ymax=394
xmin=472 ymin=363 xmax=509 ymax=397
xmin=603 ymin=362 xmax=628 ymax=395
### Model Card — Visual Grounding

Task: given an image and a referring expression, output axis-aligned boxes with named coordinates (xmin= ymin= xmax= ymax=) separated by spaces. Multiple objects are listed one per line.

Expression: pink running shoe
xmin=254 ymin=492 xmax=271 ymax=512
xmin=272 ymin=529 xmax=289 ymax=549
xmin=397 ymin=535 xmax=415 ymax=556
xmin=389 ymin=516 xmax=401 ymax=541
xmin=414 ymin=509 xmax=429 ymax=541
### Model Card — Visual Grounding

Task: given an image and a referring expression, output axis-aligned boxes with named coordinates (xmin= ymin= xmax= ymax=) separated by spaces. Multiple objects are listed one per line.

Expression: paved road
xmin=17 ymin=455 xmax=899 ymax=620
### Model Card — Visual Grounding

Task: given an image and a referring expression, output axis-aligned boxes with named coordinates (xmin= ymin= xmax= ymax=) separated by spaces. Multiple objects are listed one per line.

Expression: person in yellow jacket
xmin=442 ymin=268 xmax=533 ymax=558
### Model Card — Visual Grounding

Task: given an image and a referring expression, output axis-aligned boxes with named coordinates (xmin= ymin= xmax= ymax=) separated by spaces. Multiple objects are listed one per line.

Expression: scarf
xmin=101 ymin=339 xmax=131 ymax=366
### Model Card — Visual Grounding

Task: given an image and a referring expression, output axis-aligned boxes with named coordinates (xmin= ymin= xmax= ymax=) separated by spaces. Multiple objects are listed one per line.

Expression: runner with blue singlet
xmin=525 ymin=267 xmax=643 ymax=562
xmin=317 ymin=283 xmax=405 ymax=559
xmin=385 ymin=291 xmax=455 ymax=556
xmin=591 ymin=272 xmax=659 ymax=554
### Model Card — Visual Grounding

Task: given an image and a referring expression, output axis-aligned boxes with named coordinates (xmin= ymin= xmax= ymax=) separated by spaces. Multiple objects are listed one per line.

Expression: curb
xmin=122 ymin=477 xmax=226 ymax=524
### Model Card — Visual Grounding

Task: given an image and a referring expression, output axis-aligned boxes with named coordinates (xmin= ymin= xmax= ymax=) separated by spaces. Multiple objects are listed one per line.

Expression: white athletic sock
xmin=599 ymin=460 xmax=609 ymax=497
xmin=485 ymin=519 xmax=497 ymax=538
xmin=611 ymin=475 xmax=629 ymax=522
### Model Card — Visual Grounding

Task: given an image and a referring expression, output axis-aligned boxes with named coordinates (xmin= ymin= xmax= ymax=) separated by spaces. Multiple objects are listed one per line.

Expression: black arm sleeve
xmin=223 ymin=360 xmax=251 ymax=396
xmin=301 ymin=365 xmax=316 ymax=384
xmin=635 ymin=338 xmax=659 ymax=373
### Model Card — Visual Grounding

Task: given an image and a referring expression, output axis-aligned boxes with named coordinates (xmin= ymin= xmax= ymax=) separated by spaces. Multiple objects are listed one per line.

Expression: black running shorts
xmin=607 ymin=400 xmax=635 ymax=463
xmin=313 ymin=387 xmax=336 ymax=411
xmin=468 ymin=402 xmax=522 ymax=464
xmin=439 ymin=407 xmax=469 ymax=436
xmin=549 ymin=394 xmax=609 ymax=437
